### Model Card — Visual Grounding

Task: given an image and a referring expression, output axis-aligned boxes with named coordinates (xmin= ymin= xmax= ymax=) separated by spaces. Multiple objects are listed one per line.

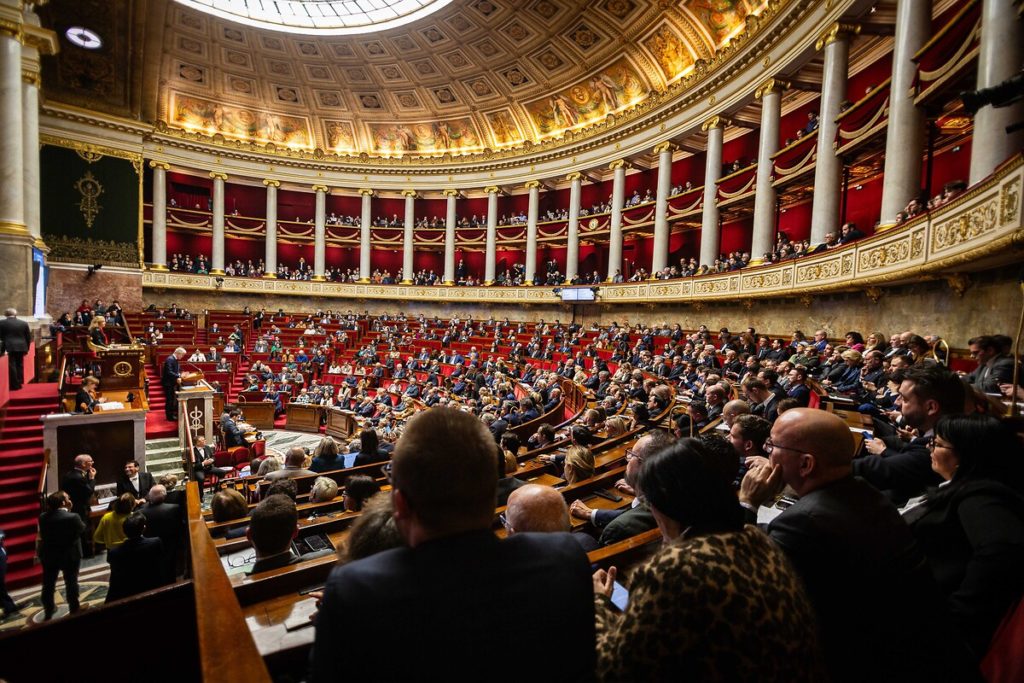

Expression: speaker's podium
xmin=177 ymin=375 xmax=217 ymax=449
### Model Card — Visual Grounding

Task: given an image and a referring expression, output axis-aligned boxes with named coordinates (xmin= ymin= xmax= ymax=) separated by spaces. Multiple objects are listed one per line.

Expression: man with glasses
xmin=568 ymin=430 xmax=676 ymax=545
xmin=964 ymin=335 xmax=1015 ymax=393
xmin=311 ymin=407 xmax=596 ymax=682
xmin=739 ymin=408 xmax=974 ymax=683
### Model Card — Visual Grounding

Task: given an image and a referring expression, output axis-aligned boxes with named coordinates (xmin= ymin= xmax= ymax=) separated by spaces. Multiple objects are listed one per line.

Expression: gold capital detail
xmin=816 ymin=23 xmax=860 ymax=51
xmin=653 ymin=142 xmax=677 ymax=155
xmin=755 ymin=78 xmax=790 ymax=100
xmin=0 ymin=18 xmax=23 ymax=42
xmin=524 ymin=180 xmax=541 ymax=190
xmin=401 ymin=190 xmax=418 ymax=197
xmin=483 ymin=186 xmax=499 ymax=194
xmin=608 ymin=160 xmax=627 ymax=171
xmin=148 ymin=160 xmax=170 ymax=171
xmin=359 ymin=188 xmax=375 ymax=196
xmin=565 ymin=173 xmax=581 ymax=182
xmin=701 ymin=115 xmax=729 ymax=132
xmin=209 ymin=172 xmax=228 ymax=181
xmin=311 ymin=184 xmax=328 ymax=193
xmin=21 ymin=69 xmax=40 ymax=87
xmin=263 ymin=179 xmax=280 ymax=187
xmin=442 ymin=189 xmax=459 ymax=197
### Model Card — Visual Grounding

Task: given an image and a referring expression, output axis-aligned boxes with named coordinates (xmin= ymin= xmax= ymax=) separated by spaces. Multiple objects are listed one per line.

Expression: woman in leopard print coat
xmin=593 ymin=439 xmax=826 ymax=681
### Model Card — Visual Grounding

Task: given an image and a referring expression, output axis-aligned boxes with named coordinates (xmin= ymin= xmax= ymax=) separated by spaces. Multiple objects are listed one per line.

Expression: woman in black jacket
xmin=904 ymin=414 xmax=1024 ymax=659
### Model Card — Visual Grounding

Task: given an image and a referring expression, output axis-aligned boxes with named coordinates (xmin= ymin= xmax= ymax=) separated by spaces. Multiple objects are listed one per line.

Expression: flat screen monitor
xmin=561 ymin=287 xmax=596 ymax=302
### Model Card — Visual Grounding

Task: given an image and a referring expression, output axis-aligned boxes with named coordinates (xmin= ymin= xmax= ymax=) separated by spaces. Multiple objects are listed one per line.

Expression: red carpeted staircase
xmin=0 ymin=383 xmax=58 ymax=588
xmin=144 ymin=362 xmax=178 ymax=438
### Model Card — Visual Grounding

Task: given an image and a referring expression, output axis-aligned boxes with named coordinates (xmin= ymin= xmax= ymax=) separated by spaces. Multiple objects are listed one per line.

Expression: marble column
xmin=263 ymin=179 xmax=279 ymax=278
xmin=524 ymin=181 xmax=540 ymax=285
xmin=651 ymin=142 xmax=675 ymax=276
xmin=21 ymin=63 xmax=39 ymax=246
xmin=209 ymin=172 xmax=227 ymax=275
xmin=750 ymin=79 xmax=787 ymax=264
xmin=484 ymin=186 xmax=498 ymax=285
xmin=401 ymin=190 xmax=416 ymax=284
xmin=810 ymin=23 xmax=856 ymax=245
xmin=969 ymin=0 xmax=1024 ymax=184
xmin=699 ymin=116 xmax=726 ymax=268
xmin=0 ymin=23 xmax=25 ymax=238
xmin=606 ymin=160 xmax=627 ymax=281
xmin=880 ymin=0 xmax=931 ymax=226
xmin=358 ymin=189 xmax=373 ymax=282
xmin=149 ymin=162 xmax=170 ymax=270
xmin=565 ymin=172 xmax=581 ymax=284
xmin=312 ymin=185 xmax=327 ymax=280
xmin=443 ymin=189 xmax=458 ymax=285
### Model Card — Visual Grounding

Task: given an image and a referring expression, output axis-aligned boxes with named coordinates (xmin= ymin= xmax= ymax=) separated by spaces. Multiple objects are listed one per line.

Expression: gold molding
xmin=653 ymin=142 xmax=678 ymax=154
xmin=755 ymin=78 xmax=790 ymax=99
xmin=311 ymin=184 xmax=328 ymax=193
xmin=816 ymin=22 xmax=860 ymax=51
xmin=23 ymin=24 xmax=57 ymax=55
xmin=442 ymin=189 xmax=460 ymax=197
xmin=0 ymin=17 xmax=23 ymax=42
xmin=209 ymin=172 xmax=228 ymax=181
xmin=483 ymin=186 xmax=499 ymax=194
xmin=524 ymin=180 xmax=541 ymax=190
xmin=0 ymin=219 xmax=28 ymax=236
xmin=40 ymin=135 xmax=141 ymax=163
xmin=358 ymin=188 xmax=375 ymax=196
xmin=701 ymin=115 xmax=729 ymax=132
xmin=262 ymin=179 xmax=280 ymax=187
xmin=148 ymin=160 xmax=170 ymax=171
xmin=565 ymin=173 xmax=581 ymax=182
xmin=401 ymin=189 xmax=418 ymax=197
xmin=609 ymin=160 xmax=628 ymax=171
xmin=21 ymin=69 xmax=39 ymax=88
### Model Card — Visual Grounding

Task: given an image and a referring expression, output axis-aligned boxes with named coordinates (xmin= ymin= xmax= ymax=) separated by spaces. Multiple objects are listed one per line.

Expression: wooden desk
xmin=325 ymin=409 xmax=358 ymax=440
xmin=238 ymin=401 xmax=276 ymax=430
xmin=286 ymin=403 xmax=325 ymax=432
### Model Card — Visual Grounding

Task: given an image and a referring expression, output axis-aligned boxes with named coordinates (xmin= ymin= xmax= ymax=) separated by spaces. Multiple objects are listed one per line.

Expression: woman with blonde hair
xmin=93 ymin=493 xmax=135 ymax=549
xmin=604 ymin=416 xmax=627 ymax=439
xmin=563 ymin=445 xmax=595 ymax=485
xmin=257 ymin=455 xmax=282 ymax=477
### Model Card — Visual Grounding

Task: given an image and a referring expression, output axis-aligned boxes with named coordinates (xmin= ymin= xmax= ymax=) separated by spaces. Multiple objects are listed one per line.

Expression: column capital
xmin=608 ymin=159 xmax=630 ymax=171
xmin=701 ymin=115 xmax=729 ymax=132
xmin=209 ymin=171 xmax=228 ymax=181
xmin=565 ymin=172 xmax=582 ymax=182
xmin=442 ymin=189 xmax=460 ymax=197
xmin=653 ymin=141 xmax=678 ymax=155
xmin=311 ymin=184 xmax=329 ymax=193
xmin=21 ymin=69 xmax=39 ymax=88
xmin=755 ymin=77 xmax=790 ymax=99
xmin=0 ymin=17 xmax=23 ymax=43
xmin=358 ymin=188 xmax=375 ymax=196
xmin=483 ymin=185 xmax=499 ymax=194
xmin=815 ymin=22 xmax=859 ymax=51
xmin=23 ymin=24 xmax=58 ymax=55
xmin=148 ymin=160 xmax=170 ymax=171
xmin=401 ymin=189 xmax=418 ymax=197
xmin=524 ymin=180 xmax=541 ymax=190
xmin=262 ymin=178 xmax=280 ymax=187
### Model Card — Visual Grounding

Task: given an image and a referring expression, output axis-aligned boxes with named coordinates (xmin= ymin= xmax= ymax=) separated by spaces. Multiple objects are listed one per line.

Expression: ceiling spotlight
xmin=65 ymin=27 xmax=102 ymax=50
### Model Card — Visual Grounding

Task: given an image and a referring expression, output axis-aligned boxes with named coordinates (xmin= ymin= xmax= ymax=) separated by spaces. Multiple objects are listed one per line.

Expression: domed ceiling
xmin=40 ymin=0 xmax=770 ymax=157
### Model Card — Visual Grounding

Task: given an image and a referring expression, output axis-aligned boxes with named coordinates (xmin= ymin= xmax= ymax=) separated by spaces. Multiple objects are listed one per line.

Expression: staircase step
xmin=0 ymin=475 xmax=38 ymax=491
xmin=1 ymin=436 xmax=43 ymax=450
xmin=0 ymin=424 xmax=43 ymax=438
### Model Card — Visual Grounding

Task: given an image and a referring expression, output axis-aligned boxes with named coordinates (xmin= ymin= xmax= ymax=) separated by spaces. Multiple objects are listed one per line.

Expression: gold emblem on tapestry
xmin=74 ymin=171 xmax=104 ymax=228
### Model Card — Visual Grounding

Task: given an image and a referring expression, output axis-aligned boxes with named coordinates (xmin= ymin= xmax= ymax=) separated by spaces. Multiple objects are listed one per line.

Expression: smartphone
xmin=861 ymin=431 xmax=873 ymax=440
xmin=610 ymin=580 xmax=629 ymax=611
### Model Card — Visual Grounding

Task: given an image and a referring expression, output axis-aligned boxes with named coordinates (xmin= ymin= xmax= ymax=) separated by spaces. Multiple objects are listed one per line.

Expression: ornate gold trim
xmin=149 ymin=264 xmax=169 ymax=272
xmin=755 ymin=78 xmax=790 ymax=99
xmin=815 ymin=22 xmax=860 ymax=51
xmin=311 ymin=184 xmax=329 ymax=193
xmin=524 ymin=180 xmax=541 ymax=190
xmin=40 ymin=135 xmax=142 ymax=163
xmin=358 ymin=188 xmax=375 ymax=196
xmin=21 ymin=69 xmax=40 ymax=88
xmin=263 ymin=179 xmax=280 ymax=187
xmin=701 ymin=115 xmax=729 ymax=131
xmin=0 ymin=17 xmax=23 ymax=42
xmin=653 ymin=141 xmax=678 ymax=154
xmin=401 ymin=189 xmax=418 ymax=197
xmin=609 ymin=160 xmax=628 ymax=171
xmin=0 ymin=220 xmax=28 ymax=236
xmin=209 ymin=172 xmax=228 ymax=181
xmin=483 ymin=186 xmax=499 ymax=194
xmin=148 ymin=160 xmax=170 ymax=171
xmin=565 ymin=173 xmax=581 ymax=182
xmin=23 ymin=24 xmax=58 ymax=55
xmin=442 ymin=189 xmax=460 ymax=197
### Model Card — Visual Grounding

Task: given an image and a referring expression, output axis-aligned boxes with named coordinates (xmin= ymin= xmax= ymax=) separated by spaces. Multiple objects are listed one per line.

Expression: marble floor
xmin=263 ymin=429 xmax=344 ymax=456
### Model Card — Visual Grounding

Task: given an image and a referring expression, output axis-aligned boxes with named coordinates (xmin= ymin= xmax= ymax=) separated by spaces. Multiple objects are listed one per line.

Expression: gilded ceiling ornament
xmin=74 ymin=171 xmax=104 ymax=229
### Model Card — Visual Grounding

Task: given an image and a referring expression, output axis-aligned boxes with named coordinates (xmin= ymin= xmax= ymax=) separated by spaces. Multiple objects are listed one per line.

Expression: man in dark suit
xmin=740 ymin=409 xmax=975 ymax=682
xmin=785 ymin=367 xmax=811 ymax=407
xmin=161 ymin=347 xmax=186 ymax=421
xmin=506 ymin=484 xmax=598 ymax=553
xmin=0 ymin=308 xmax=31 ymax=391
xmin=965 ymin=335 xmax=1015 ymax=393
xmin=221 ymin=409 xmax=247 ymax=448
xmin=190 ymin=435 xmax=230 ymax=488
xmin=0 ymin=529 xmax=19 ymax=617
xmin=116 ymin=460 xmax=154 ymax=500
xmin=140 ymin=485 xmax=182 ymax=583
xmin=38 ymin=491 xmax=86 ymax=620
xmin=60 ymin=454 xmax=96 ymax=525
xmin=310 ymin=408 xmax=595 ymax=682
xmin=853 ymin=365 xmax=964 ymax=505
xmin=105 ymin=512 xmax=165 ymax=603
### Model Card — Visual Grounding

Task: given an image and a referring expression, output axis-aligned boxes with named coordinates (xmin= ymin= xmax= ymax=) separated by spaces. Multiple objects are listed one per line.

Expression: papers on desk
xmin=95 ymin=402 xmax=125 ymax=411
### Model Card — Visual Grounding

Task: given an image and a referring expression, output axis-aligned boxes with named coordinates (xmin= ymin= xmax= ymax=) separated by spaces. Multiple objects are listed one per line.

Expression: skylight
xmin=175 ymin=0 xmax=453 ymax=35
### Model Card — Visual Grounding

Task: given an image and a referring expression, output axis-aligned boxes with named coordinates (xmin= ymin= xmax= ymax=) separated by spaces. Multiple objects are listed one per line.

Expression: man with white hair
xmin=161 ymin=346 xmax=187 ymax=421
xmin=0 ymin=308 xmax=31 ymax=391
xmin=140 ymin=484 xmax=182 ymax=582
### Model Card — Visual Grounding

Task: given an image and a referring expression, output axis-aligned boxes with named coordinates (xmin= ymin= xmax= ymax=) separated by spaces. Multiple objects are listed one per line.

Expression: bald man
xmin=506 ymin=484 xmax=598 ymax=552
xmin=739 ymin=409 xmax=973 ymax=682
xmin=720 ymin=399 xmax=750 ymax=427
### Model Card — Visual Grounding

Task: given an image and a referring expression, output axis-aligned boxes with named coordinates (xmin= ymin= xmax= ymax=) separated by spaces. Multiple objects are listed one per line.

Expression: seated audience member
xmin=310 ymin=437 xmax=342 ymax=473
xmin=311 ymin=408 xmax=595 ymax=681
xmin=593 ymin=438 xmax=824 ymax=681
xmin=140 ymin=485 xmax=182 ymax=583
xmin=247 ymin=495 xmax=303 ymax=574
xmin=496 ymin=446 xmax=526 ymax=507
xmin=342 ymin=475 xmax=380 ymax=512
xmin=265 ymin=446 xmax=317 ymax=481
xmin=739 ymin=409 xmax=976 ymax=682
xmin=106 ymin=512 xmax=165 ymax=603
xmin=257 ymin=455 xmax=282 ymax=477
xmin=727 ymin=414 xmax=772 ymax=485
xmin=266 ymin=479 xmax=298 ymax=502
xmin=506 ymin=484 xmax=598 ymax=552
xmin=720 ymin=399 xmax=750 ymax=427
xmin=92 ymin=493 xmax=135 ymax=550
xmin=903 ymin=414 xmax=1024 ymax=658
xmin=569 ymin=430 xmax=676 ymax=545
xmin=191 ymin=436 xmax=231 ymax=489
xmin=310 ymin=477 xmax=340 ymax=503
xmin=562 ymin=445 xmax=595 ymax=486
xmin=965 ymin=335 xmax=1016 ymax=394
xmin=499 ymin=431 xmax=521 ymax=474
xmin=353 ymin=428 xmax=388 ymax=467
xmin=209 ymin=489 xmax=249 ymax=539
xmin=853 ymin=365 xmax=964 ymax=505
xmin=340 ymin=494 xmax=404 ymax=563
